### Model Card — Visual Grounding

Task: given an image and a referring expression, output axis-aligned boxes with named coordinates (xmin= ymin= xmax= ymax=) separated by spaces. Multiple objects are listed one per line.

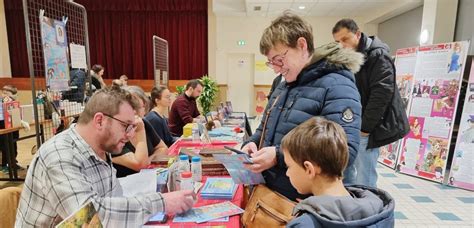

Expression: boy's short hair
xmin=281 ymin=117 xmax=348 ymax=178
xmin=259 ymin=11 xmax=314 ymax=56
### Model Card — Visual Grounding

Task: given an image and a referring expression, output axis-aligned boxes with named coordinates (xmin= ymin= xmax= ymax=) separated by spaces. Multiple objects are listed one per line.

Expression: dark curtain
xmin=4 ymin=0 xmax=28 ymax=77
xmin=4 ymin=0 xmax=208 ymax=80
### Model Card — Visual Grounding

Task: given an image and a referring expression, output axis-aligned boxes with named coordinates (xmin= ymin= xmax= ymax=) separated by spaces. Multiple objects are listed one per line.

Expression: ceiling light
xmin=298 ymin=5 xmax=306 ymax=10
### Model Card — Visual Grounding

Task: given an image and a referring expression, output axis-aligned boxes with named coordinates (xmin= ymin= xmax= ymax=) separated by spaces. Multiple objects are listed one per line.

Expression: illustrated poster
xmin=397 ymin=41 xmax=470 ymax=182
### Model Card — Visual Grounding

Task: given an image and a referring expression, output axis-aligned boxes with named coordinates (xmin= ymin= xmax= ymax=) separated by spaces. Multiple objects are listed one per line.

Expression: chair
xmin=0 ymin=186 xmax=22 ymax=228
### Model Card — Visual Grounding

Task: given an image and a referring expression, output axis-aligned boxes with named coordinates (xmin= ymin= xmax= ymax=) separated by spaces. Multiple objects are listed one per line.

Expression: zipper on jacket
xmin=284 ymin=99 xmax=296 ymax=119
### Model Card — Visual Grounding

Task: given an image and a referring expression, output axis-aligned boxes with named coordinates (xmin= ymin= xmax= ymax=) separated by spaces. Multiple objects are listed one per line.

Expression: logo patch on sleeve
xmin=342 ymin=108 xmax=354 ymax=123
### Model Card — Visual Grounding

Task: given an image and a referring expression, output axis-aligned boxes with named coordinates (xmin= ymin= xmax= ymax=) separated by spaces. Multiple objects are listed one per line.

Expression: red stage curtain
xmin=4 ymin=0 xmax=208 ymax=80
xmin=4 ymin=0 xmax=28 ymax=77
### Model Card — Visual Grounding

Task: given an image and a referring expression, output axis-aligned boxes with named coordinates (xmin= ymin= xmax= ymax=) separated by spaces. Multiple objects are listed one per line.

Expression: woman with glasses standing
xmin=241 ymin=11 xmax=364 ymax=201
xmin=112 ymin=86 xmax=168 ymax=177
xmin=145 ymin=85 xmax=177 ymax=147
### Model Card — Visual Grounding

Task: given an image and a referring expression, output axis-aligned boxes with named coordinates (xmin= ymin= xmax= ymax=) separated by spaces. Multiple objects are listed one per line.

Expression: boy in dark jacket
xmin=281 ymin=117 xmax=395 ymax=228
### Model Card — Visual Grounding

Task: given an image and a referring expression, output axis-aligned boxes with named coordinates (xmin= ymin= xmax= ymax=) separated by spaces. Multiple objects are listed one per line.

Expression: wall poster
xmin=40 ymin=14 xmax=70 ymax=91
xmin=378 ymin=47 xmax=417 ymax=169
xmin=397 ymin=41 xmax=470 ymax=183
xmin=448 ymin=59 xmax=474 ymax=190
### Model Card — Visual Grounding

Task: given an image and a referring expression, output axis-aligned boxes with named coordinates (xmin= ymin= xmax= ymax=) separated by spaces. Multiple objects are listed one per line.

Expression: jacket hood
xmin=292 ymin=42 xmax=363 ymax=87
xmin=310 ymin=42 xmax=364 ymax=74
xmin=359 ymin=32 xmax=390 ymax=54
xmin=292 ymin=185 xmax=395 ymax=227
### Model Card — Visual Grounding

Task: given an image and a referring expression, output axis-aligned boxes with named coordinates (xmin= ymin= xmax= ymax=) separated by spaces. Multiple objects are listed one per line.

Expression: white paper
xmin=162 ymin=71 xmax=168 ymax=85
xmin=118 ymin=170 xmax=157 ymax=197
xmin=69 ymin=43 xmax=87 ymax=69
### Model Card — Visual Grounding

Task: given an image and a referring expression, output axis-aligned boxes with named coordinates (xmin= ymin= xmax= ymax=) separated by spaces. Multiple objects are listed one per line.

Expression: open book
xmin=55 ymin=201 xmax=102 ymax=228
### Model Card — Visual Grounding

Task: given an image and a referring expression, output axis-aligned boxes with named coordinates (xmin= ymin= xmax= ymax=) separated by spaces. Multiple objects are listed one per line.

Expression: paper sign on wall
xmin=69 ymin=43 xmax=87 ymax=69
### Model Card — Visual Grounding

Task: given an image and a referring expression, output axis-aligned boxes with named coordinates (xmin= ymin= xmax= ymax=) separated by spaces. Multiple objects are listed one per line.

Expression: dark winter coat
xmin=356 ymin=33 xmax=409 ymax=148
xmin=245 ymin=42 xmax=363 ymax=201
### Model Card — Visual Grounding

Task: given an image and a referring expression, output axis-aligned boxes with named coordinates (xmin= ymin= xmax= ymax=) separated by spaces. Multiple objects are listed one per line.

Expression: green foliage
xmin=198 ymin=75 xmax=219 ymax=115
xmin=176 ymin=85 xmax=185 ymax=95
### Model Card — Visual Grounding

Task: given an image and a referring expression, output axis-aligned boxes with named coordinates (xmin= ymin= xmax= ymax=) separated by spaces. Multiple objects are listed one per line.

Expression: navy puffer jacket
xmin=246 ymin=43 xmax=363 ymax=201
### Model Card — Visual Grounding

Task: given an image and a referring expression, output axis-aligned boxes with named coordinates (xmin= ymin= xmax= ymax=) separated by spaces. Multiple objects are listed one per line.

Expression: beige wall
xmin=378 ymin=6 xmax=423 ymax=56
xmin=0 ymin=0 xmax=12 ymax=77
xmin=210 ymin=15 xmax=368 ymax=85
xmin=207 ymin=0 xmax=217 ymax=80
xmin=455 ymin=0 xmax=474 ymax=55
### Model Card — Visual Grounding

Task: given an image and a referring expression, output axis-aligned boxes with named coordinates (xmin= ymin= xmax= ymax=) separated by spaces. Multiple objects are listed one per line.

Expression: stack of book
xmin=200 ymin=177 xmax=237 ymax=200
xmin=179 ymin=148 xmax=230 ymax=176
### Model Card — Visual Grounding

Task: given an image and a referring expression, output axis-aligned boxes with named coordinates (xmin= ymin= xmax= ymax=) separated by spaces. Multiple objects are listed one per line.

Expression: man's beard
xmin=100 ymin=126 xmax=125 ymax=154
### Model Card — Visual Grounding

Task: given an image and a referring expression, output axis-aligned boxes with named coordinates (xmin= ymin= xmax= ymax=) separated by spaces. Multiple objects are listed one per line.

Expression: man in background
xmin=333 ymin=19 xmax=409 ymax=187
xmin=168 ymin=79 xmax=204 ymax=136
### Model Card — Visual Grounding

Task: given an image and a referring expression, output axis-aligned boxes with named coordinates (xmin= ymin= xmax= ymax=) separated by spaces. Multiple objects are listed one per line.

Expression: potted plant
xmin=176 ymin=85 xmax=185 ymax=95
xmin=198 ymin=75 xmax=219 ymax=115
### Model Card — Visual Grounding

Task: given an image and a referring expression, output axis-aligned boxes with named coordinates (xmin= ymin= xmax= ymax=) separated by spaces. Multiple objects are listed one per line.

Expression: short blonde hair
xmin=260 ymin=11 xmax=314 ymax=56
xmin=281 ymin=117 xmax=348 ymax=178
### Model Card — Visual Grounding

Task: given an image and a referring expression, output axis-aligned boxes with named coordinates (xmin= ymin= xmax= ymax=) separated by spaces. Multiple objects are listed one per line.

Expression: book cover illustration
xmin=173 ymin=201 xmax=243 ymax=223
xmin=55 ymin=201 xmax=102 ymax=228
xmin=2 ymin=101 xmax=20 ymax=128
xmin=201 ymin=177 xmax=236 ymax=199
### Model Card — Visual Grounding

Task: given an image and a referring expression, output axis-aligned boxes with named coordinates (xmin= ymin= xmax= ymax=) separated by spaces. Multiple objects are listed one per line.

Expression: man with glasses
xmin=241 ymin=11 xmax=363 ymax=202
xmin=16 ymin=86 xmax=195 ymax=227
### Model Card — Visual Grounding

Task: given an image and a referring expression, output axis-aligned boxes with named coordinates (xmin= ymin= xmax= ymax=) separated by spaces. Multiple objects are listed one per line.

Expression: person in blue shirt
xmin=145 ymin=85 xmax=177 ymax=147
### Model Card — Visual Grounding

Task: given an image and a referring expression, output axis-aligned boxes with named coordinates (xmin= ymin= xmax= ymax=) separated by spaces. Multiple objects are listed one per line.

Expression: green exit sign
xmin=237 ymin=40 xmax=246 ymax=46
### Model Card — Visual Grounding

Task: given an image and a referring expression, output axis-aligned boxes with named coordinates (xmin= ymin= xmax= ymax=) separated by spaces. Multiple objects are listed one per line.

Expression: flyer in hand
xmin=213 ymin=154 xmax=265 ymax=185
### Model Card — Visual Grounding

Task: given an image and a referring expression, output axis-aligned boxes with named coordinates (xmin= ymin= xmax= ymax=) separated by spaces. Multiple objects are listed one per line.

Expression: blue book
xmin=200 ymin=177 xmax=236 ymax=199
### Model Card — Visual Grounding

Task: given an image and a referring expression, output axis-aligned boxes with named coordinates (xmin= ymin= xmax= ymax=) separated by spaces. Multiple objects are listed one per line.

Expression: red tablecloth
xmin=167 ymin=139 xmax=238 ymax=156
xmin=145 ymin=176 xmax=244 ymax=228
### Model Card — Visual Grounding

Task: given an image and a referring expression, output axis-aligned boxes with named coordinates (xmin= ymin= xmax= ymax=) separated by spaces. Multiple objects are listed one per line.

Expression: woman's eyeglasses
xmin=265 ymin=49 xmax=289 ymax=69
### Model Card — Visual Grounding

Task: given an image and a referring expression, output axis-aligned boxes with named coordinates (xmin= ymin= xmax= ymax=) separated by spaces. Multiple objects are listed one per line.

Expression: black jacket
xmin=356 ymin=33 xmax=409 ymax=149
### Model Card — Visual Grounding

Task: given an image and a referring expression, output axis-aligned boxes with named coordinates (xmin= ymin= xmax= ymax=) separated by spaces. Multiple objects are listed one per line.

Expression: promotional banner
xmin=378 ymin=47 xmax=417 ymax=169
xmin=448 ymin=59 xmax=474 ymax=190
xmin=397 ymin=41 xmax=470 ymax=182
xmin=40 ymin=15 xmax=69 ymax=91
